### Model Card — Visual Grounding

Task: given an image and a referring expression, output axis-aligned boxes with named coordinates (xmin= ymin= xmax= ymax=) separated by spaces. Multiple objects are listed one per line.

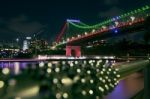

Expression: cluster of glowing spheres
xmin=0 ymin=60 xmax=120 ymax=98
xmin=38 ymin=60 xmax=120 ymax=98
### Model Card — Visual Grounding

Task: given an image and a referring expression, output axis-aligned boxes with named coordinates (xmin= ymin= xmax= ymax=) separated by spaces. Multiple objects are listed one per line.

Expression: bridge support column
xmin=66 ymin=46 xmax=81 ymax=57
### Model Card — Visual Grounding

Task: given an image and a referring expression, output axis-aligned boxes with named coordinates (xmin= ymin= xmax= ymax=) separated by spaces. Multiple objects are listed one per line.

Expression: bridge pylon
xmin=66 ymin=46 xmax=81 ymax=57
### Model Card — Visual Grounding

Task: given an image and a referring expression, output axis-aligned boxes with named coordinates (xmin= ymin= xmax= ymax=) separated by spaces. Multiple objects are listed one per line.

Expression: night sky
xmin=0 ymin=0 xmax=149 ymax=43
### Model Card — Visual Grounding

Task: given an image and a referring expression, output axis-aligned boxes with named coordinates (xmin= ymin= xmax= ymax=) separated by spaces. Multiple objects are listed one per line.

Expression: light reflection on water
xmin=0 ymin=62 xmax=144 ymax=99
xmin=0 ymin=62 xmax=36 ymax=75
xmin=104 ymin=73 xmax=144 ymax=99
xmin=0 ymin=62 xmax=28 ymax=69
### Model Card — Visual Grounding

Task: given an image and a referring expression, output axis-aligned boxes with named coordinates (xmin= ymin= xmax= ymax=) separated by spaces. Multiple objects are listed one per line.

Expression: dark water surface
xmin=105 ymin=73 xmax=144 ymax=99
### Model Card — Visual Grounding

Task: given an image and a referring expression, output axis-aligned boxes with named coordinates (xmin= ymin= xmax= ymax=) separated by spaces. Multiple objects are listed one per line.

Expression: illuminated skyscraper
xmin=23 ymin=40 xmax=29 ymax=51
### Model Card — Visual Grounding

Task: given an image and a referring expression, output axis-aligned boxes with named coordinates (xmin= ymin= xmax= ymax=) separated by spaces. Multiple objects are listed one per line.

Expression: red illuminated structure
xmin=66 ymin=46 xmax=81 ymax=57
xmin=55 ymin=22 xmax=67 ymax=43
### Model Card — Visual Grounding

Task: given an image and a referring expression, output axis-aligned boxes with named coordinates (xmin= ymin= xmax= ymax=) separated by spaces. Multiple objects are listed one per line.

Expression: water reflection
xmin=0 ymin=62 xmax=28 ymax=69
xmin=105 ymin=73 xmax=144 ymax=99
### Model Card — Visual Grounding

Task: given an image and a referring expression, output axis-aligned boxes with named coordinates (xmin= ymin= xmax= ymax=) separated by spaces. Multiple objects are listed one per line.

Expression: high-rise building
xmin=23 ymin=40 xmax=29 ymax=51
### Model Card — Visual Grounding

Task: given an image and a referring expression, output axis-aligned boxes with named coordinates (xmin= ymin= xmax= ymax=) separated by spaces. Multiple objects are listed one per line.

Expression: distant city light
xmin=115 ymin=21 xmax=119 ymax=26
xmin=26 ymin=37 xmax=32 ymax=40
xmin=114 ymin=29 xmax=118 ymax=33
xmin=84 ymin=32 xmax=88 ymax=35
xmin=130 ymin=16 xmax=135 ymax=21
xmin=116 ymin=16 xmax=119 ymax=19
xmin=92 ymin=29 xmax=95 ymax=33
xmin=112 ymin=18 xmax=116 ymax=21
xmin=16 ymin=38 xmax=19 ymax=42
